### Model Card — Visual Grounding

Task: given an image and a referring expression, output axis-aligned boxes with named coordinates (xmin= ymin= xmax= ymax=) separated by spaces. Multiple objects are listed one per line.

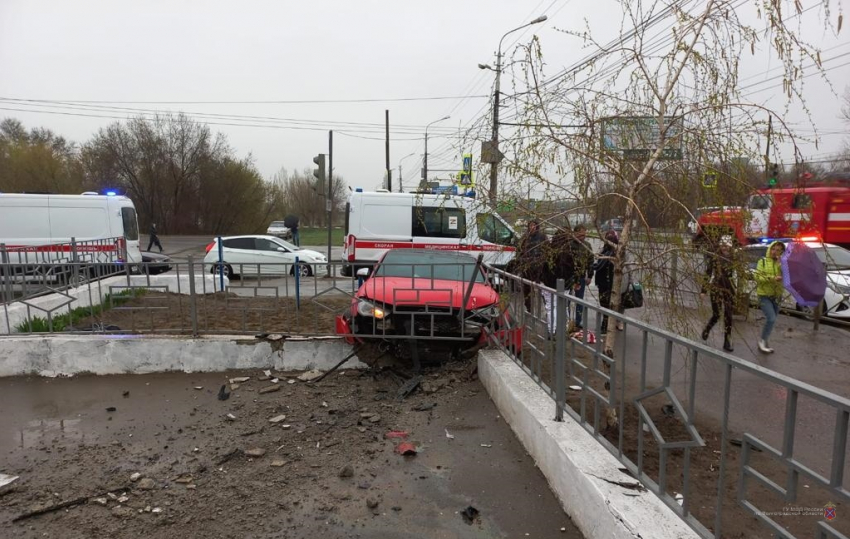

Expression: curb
xmin=477 ymin=349 xmax=698 ymax=539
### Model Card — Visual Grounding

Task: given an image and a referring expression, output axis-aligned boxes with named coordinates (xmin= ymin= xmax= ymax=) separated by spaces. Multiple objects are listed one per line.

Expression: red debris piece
xmin=385 ymin=431 xmax=409 ymax=439
xmin=395 ymin=442 xmax=417 ymax=456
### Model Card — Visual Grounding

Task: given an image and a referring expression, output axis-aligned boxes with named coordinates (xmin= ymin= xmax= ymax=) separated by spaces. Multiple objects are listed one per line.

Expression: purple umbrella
xmin=781 ymin=241 xmax=827 ymax=307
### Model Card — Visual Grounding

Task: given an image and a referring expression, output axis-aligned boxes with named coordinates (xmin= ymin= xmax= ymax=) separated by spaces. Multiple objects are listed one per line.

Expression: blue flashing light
xmin=355 ymin=188 xmax=363 ymax=192
xmin=105 ymin=190 xmax=117 ymax=196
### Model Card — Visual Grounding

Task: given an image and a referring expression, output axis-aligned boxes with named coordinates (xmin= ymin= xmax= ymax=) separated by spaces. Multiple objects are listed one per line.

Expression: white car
xmin=204 ymin=235 xmax=327 ymax=278
xmin=741 ymin=241 xmax=850 ymax=319
xmin=266 ymin=221 xmax=292 ymax=239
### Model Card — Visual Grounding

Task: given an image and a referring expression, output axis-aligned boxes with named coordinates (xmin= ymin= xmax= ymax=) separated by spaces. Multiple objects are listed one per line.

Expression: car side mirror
xmin=276 ymin=247 xmax=287 ymax=252
xmin=356 ymin=268 xmax=370 ymax=277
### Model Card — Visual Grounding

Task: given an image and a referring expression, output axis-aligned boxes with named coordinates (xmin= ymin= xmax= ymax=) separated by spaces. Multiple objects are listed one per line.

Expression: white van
xmin=0 ymin=192 xmax=142 ymax=266
xmin=340 ymin=190 xmax=516 ymax=276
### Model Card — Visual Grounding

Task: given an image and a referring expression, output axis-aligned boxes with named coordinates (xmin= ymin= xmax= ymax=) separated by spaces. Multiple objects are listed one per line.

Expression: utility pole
xmin=488 ymin=53 xmax=501 ymax=205
xmin=385 ymin=110 xmax=391 ymax=191
xmin=327 ymin=130 xmax=333 ymax=275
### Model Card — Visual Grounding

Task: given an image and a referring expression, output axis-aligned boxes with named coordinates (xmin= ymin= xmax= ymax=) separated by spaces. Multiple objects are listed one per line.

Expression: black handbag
xmin=621 ymin=279 xmax=644 ymax=309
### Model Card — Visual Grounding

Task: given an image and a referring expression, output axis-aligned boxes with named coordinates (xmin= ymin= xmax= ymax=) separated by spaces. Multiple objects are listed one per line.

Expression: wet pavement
xmin=0 ymin=371 xmax=582 ymax=539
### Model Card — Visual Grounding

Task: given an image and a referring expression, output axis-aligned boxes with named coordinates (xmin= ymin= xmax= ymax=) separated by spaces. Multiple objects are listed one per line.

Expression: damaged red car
xmin=335 ymin=249 xmax=522 ymax=366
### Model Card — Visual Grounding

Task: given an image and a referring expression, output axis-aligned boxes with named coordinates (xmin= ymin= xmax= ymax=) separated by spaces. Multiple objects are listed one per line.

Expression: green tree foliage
xmin=0 ymin=118 xmax=84 ymax=194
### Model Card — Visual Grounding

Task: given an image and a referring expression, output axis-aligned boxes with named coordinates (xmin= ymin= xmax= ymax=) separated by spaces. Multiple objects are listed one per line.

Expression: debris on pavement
xmin=0 ymin=473 xmax=19 ymax=494
xmin=270 ymin=459 xmax=287 ymax=467
xmin=229 ymin=377 xmax=251 ymax=384
xmin=217 ymin=385 xmax=230 ymax=401
xmin=395 ymin=442 xmax=417 ymax=456
xmin=105 ymin=407 xmax=116 ymax=412
xmin=258 ymin=385 xmax=281 ymax=395
xmin=225 ymin=413 xmax=236 ymax=421
xmin=480 ymin=444 xmax=492 ymax=448
xmin=268 ymin=414 xmax=287 ymax=423
xmin=445 ymin=429 xmax=455 ymax=440
xmin=413 ymin=402 xmax=437 ymax=412
xmin=338 ymin=465 xmax=354 ymax=478
xmin=245 ymin=448 xmax=267 ymax=458
xmin=385 ymin=431 xmax=409 ymax=439
xmin=460 ymin=505 xmax=479 ymax=524
xmin=396 ymin=375 xmax=422 ymax=400
xmin=129 ymin=473 xmax=141 ymax=483
xmin=297 ymin=369 xmax=324 ymax=382
xmin=122 ymin=391 xmax=130 ymax=398
xmin=215 ymin=448 xmax=242 ymax=465
xmin=366 ymin=498 xmax=379 ymax=509
xmin=136 ymin=478 xmax=155 ymax=490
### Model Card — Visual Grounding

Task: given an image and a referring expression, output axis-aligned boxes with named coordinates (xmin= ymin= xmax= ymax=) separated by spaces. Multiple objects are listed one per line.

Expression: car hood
xmin=141 ymin=251 xmax=171 ymax=262
xmin=359 ymin=277 xmax=499 ymax=310
xmin=827 ymin=269 xmax=850 ymax=288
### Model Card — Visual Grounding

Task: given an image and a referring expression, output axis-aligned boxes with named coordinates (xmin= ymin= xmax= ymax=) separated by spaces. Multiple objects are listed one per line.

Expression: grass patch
xmin=16 ymin=289 xmax=146 ymax=332
xmin=297 ymin=227 xmax=344 ymax=247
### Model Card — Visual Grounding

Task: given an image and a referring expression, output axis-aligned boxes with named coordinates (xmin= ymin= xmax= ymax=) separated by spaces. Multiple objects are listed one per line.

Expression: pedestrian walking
xmin=147 ymin=223 xmax=163 ymax=253
xmin=754 ymin=240 xmax=786 ymax=353
xmin=566 ymin=224 xmax=594 ymax=329
xmin=593 ymin=230 xmax=622 ymax=335
xmin=517 ymin=219 xmax=548 ymax=313
xmin=700 ymin=236 xmax=736 ymax=352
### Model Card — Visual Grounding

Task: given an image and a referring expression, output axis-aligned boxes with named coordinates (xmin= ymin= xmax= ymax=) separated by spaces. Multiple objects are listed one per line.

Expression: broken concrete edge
xmin=0 ymin=274 xmax=228 ymax=335
xmin=477 ymin=349 xmax=699 ymax=539
xmin=0 ymin=335 xmax=367 ymax=378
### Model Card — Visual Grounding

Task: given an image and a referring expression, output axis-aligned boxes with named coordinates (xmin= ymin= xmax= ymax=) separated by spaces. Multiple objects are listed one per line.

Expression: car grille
xmin=392 ymin=306 xmax=466 ymax=336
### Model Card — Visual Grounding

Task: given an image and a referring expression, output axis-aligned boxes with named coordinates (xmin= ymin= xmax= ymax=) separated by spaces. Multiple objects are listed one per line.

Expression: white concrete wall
xmin=0 ymin=335 xmax=364 ymax=377
xmin=478 ymin=349 xmax=698 ymax=539
xmin=1 ymin=274 xmax=227 ymax=334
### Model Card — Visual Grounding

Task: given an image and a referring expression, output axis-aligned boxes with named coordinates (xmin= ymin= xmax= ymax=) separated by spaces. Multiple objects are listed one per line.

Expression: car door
xmin=222 ymin=237 xmax=258 ymax=275
xmin=252 ymin=237 xmax=293 ymax=275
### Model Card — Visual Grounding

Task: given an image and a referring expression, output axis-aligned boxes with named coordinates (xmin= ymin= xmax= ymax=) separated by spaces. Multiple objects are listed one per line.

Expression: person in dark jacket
xmin=147 ymin=223 xmax=163 ymax=253
xmin=593 ymin=230 xmax=621 ymax=334
xmin=540 ymin=227 xmax=577 ymax=337
xmin=518 ymin=220 xmax=548 ymax=312
xmin=700 ymin=236 xmax=736 ymax=352
xmin=566 ymin=224 xmax=594 ymax=328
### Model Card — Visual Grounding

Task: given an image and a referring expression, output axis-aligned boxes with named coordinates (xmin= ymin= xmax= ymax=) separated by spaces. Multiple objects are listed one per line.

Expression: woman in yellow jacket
xmin=754 ymin=241 xmax=786 ymax=353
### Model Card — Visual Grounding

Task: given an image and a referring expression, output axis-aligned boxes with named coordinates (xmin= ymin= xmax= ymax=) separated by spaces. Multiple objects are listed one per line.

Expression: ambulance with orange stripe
xmin=340 ymin=190 xmax=517 ymax=277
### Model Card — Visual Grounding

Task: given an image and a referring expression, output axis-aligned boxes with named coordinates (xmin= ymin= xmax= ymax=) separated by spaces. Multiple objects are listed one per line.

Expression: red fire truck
xmin=695 ymin=175 xmax=850 ymax=248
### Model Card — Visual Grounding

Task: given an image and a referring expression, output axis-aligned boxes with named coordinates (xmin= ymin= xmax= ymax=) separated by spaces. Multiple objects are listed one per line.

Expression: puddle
xmin=18 ymin=418 xmax=88 ymax=449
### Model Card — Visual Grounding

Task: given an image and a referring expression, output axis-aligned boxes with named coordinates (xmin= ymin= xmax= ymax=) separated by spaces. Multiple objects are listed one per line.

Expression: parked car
xmin=740 ymin=240 xmax=850 ymax=319
xmin=600 ymin=219 xmax=624 ymax=234
xmin=266 ymin=221 xmax=292 ymax=239
xmin=203 ymin=235 xmax=327 ymax=278
xmin=335 ymin=249 xmax=522 ymax=362
xmin=137 ymin=251 xmax=172 ymax=275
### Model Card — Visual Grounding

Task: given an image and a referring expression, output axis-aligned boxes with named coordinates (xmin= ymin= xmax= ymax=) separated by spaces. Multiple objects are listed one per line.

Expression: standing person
xmin=754 ymin=241 xmax=786 ymax=353
xmin=593 ymin=230 xmax=620 ymax=335
xmin=567 ymin=224 xmax=594 ymax=329
xmin=517 ymin=219 xmax=548 ymax=313
xmin=291 ymin=221 xmax=300 ymax=247
xmin=699 ymin=236 xmax=736 ymax=352
xmin=147 ymin=223 xmax=163 ymax=253
xmin=540 ymin=227 xmax=576 ymax=338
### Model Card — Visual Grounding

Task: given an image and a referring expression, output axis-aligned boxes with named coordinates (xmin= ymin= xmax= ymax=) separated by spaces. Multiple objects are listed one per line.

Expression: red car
xmin=335 ymin=249 xmax=522 ymax=364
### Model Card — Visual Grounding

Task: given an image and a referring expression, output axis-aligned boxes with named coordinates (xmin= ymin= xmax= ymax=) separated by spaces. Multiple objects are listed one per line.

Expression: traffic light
xmin=313 ymin=154 xmax=326 ymax=194
xmin=768 ymin=163 xmax=779 ymax=187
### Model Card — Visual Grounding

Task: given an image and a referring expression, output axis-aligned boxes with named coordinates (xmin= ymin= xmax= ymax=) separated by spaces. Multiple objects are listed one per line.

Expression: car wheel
xmin=796 ymin=300 xmax=827 ymax=320
xmin=291 ymin=263 xmax=312 ymax=278
xmin=212 ymin=263 xmax=233 ymax=279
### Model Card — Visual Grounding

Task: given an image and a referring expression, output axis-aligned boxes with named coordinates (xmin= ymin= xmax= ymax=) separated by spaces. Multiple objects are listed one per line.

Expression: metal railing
xmin=2 ymin=255 xmax=849 ymax=538
xmin=486 ymin=267 xmax=850 ymax=539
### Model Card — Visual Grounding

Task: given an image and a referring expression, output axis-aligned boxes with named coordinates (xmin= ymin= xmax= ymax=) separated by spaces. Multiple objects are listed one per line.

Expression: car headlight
xmin=357 ymin=300 xmax=389 ymax=319
xmin=471 ymin=305 xmax=501 ymax=319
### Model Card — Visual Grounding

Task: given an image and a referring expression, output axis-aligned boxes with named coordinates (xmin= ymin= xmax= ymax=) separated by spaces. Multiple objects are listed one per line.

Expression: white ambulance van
xmin=340 ymin=190 xmax=516 ymax=276
xmin=0 ymin=192 xmax=143 ymax=266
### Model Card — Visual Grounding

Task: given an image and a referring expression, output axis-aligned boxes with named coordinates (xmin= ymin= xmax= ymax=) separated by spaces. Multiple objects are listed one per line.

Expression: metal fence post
xmin=70 ymin=237 xmax=79 ymax=287
xmin=1 ymin=243 xmax=10 ymax=305
xmin=555 ymin=278 xmax=567 ymax=422
xmin=187 ymin=255 xmax=199 ymax=337
xmin=217 ymin=236 xmax=224 ymax=292
xmin=295 ymin=255 xmax=300 ymax=311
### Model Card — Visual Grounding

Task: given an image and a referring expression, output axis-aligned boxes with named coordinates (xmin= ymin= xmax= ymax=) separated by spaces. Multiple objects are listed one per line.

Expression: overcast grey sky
xmin=1 ymin=0 xmax=846 ymax=193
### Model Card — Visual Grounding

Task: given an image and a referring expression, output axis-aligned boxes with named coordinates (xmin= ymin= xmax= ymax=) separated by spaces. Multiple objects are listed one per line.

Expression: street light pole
xmin=481 ymin=15 xmax=547 ymax=205
xmin=398 ymin=152 xmax=416 ymax=193
xmin=423 ymin=115 xmax=450 ymax=189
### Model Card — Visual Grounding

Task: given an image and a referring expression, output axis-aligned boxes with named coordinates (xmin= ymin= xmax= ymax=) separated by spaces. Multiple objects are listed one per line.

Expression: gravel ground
xmin=0 ymin=363 xmax=581 ymax=539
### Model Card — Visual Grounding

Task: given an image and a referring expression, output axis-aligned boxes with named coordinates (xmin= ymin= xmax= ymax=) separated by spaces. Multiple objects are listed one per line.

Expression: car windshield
xmin=272 ymin=238 xmax=300 ymax=251
xmin=816 ymin=246 xmax=850 ymax=271
xmin=374 ymin=251 xmax=485 ymax=283
xmin=269 ymin=221 xmax=287 ymax=227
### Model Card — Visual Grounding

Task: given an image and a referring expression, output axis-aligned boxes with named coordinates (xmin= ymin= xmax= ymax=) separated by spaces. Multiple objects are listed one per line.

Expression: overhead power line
xmin=0 ymin=95 xmax=489 ymax=105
